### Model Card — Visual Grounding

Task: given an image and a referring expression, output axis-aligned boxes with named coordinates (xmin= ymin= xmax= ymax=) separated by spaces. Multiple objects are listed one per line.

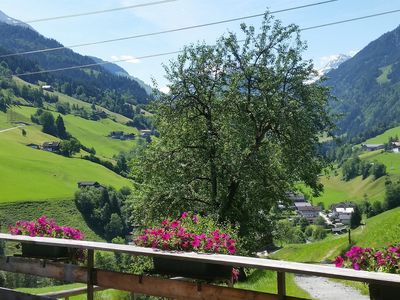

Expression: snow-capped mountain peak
xmin=0 ymin=10 xmax=34 ymax=30
xmin=318 ymin=54 xmax=352 ymax=76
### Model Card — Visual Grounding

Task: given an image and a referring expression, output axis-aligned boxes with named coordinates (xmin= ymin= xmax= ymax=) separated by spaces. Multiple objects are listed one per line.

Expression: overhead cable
xmin=0 ymin=0 xmax=338 ymax=59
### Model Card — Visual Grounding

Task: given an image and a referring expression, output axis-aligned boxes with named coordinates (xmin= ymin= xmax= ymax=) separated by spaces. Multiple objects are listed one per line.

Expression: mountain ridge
xmin=326 ymin=24 xmax=400 ymax=142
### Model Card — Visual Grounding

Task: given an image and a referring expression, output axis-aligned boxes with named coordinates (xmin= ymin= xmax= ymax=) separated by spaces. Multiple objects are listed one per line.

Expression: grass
xmin=11 ymin=106 xmax=139 ymax=159
xmin=236 ymin=269 xmax=311 ymax=299
xmin=376 ymin=64 xmax=392 ymax=84
xmin=0 ymin=199 xmax=103 ymax=241
xmin=0 ymin=120 xmax=132 ymax=202
xmin=364 ymin=125 xmax=400 ymax=144
xmin=309 ymin=170 xmax=386 ymax=208
xmin=271 ymin=207 xmax=400 ymax=262
xmin=17 ymin=284 xmax=131 ymax=299
xmin=13 ymin=76 xmax=132 ymax=124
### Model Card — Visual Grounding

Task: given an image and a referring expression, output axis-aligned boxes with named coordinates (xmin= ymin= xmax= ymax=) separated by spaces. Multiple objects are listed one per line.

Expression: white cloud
xmin=111 ymin=55 xmax=140 ymax=64
xmin=159 ymin=86 xmax=170 ymax=94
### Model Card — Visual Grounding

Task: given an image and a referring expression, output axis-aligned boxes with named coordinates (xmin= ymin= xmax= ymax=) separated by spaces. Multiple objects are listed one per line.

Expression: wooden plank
xmin=95 ymin=269 xmax=305 ymax=300
xmin=0 ymin=257 xmax=87 ymax=283
xmin=277 ymin=272 xmax=286 ymax=300
xmin=39 ymin=286 xmax=106 ymax=298
xmin=0 ymin=287 xmax=55 ymax=300
xmin=87 ymin=249 xmax=94 ymax=300
xmin=1 ymin=233 xmax=400 ymax=286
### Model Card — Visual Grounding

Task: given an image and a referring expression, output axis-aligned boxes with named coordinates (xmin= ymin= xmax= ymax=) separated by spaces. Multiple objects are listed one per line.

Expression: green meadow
xmin=364 ymin=125 xmax=400 ymax=144
xmin=0 ymin=200 xmax=102 ymax=241
xmin=0 ymin=123 xmax=132 ymax=203
xmin=308 ymin=149 xmax=400 ymax=208
xmin=11 ymin=106 xmax=139 ymax=159
xmin=272 ymin=207 xmax=400 ymax=262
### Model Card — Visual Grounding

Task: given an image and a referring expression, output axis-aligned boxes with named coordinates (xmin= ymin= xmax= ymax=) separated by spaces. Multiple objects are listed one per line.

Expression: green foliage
xmin=40 ymin=111 xmax=57 ymax=136
xmin=350 ymin=205 xmax=362 ymax=229
xmin=74 ymin=187 xmax=129 ymax=241
xmin=59 ymin=137 xmax=81 ymax=157
xmin=314 ymin=216 xmax=327 ymax=228
xmin=298 ymin=218 xmax=309 ymax=232
xmin=55 ymin=114 xmax=68 ymax=139
xmin=130 ymin=13 xmax=333 ymax=252
xmin=311 ymin=226 xmax=327 ymax=241
xmin=385 ymin=181 xmax=400 ymax=210
xmin=274 ymin=220 xmax=306 ymax=246
xmin=341 ymin=156 xmax=386 ymax=181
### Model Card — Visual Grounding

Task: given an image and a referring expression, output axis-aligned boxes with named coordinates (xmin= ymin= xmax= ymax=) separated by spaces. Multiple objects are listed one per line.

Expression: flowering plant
xmin=135 ymin=212 xmax=240 ymax=280
xmin=135 ymin=212 xmax=238 ymax=254
xmin=9 ymin=216 xmax=84 ymax=240
xmin=335 ymin=245 xmax=400 ymax=273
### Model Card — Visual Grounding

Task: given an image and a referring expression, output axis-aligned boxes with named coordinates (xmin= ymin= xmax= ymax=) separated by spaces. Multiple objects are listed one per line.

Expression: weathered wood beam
xmin=95 ymin=270 xmax=306 ymax=300
xmin=0 ymin=257 xmax=87 ymax=283
xmin=1 ymin=234 xmax=399 ymax=286
xmin=277 ymin=271 xmax=286 ymax=300
xmin=0 ymin=257 xmax=305 ymax=300
xmin=0 ymin=288 xmax=55 ymax=300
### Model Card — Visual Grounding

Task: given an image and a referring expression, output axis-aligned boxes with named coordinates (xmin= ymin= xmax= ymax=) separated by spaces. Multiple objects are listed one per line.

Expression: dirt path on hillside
xmin=295 ymin=274 xmax=369 ymax=300
xmin=0 ymin=125 xmax=24 ymax=133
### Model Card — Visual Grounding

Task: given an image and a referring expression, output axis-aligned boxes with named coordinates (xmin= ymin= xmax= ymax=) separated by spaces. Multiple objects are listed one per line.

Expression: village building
xmin=26 ymin=143 xmax=40 ymax=149
xmin=77 ymin=181 xmax=103 ymax=189
xmin=331 ymin=202 xmax=355 ymax=225
xmin=41 ymin=85 xmax=54 ymax=92
xmin=296 ymin=206 xmax=321 ymax=223
xmin=140 ymin=129 xmax=152 ymax=138
xmin=42 ymin=141 xmax=60 ymax=152
xmin=92 ymin=110 xmax=108 ymax=119
xmin=109 ymin=131 xmax=124 ymax=139
xmin=361 ymin=143 xmax=384 ymax=151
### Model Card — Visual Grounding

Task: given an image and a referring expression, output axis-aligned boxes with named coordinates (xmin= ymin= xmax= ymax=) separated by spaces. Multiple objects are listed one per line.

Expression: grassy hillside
xmin=13 ymin=76 xmax=139 ymax=124
xmin=11 ymin=106 xmax=139 ymax=159
xmin=0 ymin=113 xmax=132 ymax=202
xmin=0 ymin=200 xmax=102 ymax=241
xmin=309 ymin=149 xmax=400 ymax=207
xmin=310 ymin=172 xmax=386 ymax=207
xmin=364 ymin=125 xmax=400 ymax=144
xmin=271 ymin=207 xmax=400 ymax=262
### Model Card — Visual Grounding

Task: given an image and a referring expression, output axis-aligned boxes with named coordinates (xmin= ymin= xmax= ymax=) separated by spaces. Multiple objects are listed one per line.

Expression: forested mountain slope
xmin=327 ymin=25 xmax=400 ymax=142
xmin=0 ymin=11 xmax=152 ymax=118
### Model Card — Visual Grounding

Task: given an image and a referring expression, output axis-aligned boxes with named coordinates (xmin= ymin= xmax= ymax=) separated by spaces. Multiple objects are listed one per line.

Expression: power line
xmin=21 ymin=0 xmax=178 ymax=24
xmin=0 ymin=0 xmax=338 ymax=59
xmin=15 ymin=50 xmax=183 ymax=76
xmin=301 ymin=8 xmax=400 ymax=31
xmin=14 ymin=7 xmax=400 ymax=77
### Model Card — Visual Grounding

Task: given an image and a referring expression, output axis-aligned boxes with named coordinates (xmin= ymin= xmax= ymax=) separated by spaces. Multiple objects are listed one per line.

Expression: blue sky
xmin=1 ymin=0 xmax=400 ymax=90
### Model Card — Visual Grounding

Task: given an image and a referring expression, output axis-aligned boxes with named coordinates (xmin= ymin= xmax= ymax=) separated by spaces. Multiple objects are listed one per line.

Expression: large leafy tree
xmin=130 ymin=14 xmax=333 ymax=251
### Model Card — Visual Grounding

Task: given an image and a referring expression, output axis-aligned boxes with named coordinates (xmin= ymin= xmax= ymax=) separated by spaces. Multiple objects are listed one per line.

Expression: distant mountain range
xmin=0 ymin=10 xmax=152 ymax=118
xmin=326 ymin=25 xmax=400 ymax=142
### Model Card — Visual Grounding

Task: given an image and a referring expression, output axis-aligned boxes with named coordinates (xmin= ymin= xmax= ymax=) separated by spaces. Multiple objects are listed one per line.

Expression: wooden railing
xmin=0 ymin=233 xmax=399 ymax=300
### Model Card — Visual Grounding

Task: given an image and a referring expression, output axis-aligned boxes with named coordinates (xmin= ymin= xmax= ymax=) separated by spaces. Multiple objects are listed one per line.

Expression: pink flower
xmin=181 ymin=212 xmax=188 ymax=219
xmin=334 ymin=256 xmax=344 ymax=268
xmin=170 ymin=220 xmax=180 ymax=228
